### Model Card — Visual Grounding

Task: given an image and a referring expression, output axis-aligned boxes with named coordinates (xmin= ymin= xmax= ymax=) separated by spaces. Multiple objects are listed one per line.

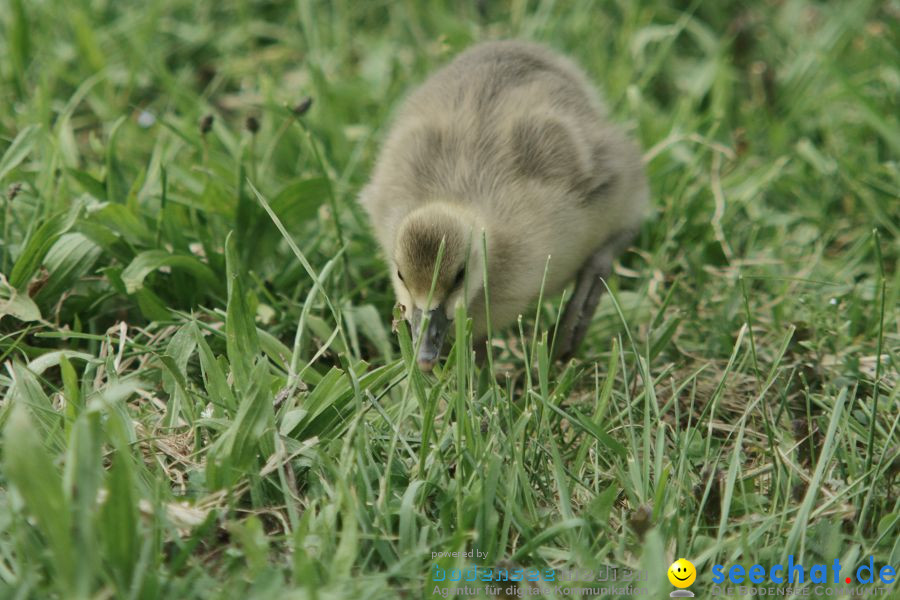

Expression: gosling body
xmin=360 ymin=41 xmax=649 ymax=367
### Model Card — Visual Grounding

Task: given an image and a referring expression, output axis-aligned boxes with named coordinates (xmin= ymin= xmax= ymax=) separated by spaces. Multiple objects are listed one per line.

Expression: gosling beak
xmin=410 ymin=308 xmax=450 ymax=371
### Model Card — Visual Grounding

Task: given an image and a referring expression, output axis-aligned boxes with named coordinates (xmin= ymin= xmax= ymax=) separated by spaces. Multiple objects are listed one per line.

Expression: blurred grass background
xmin=0 ymin=0 xmax=898 ymax=598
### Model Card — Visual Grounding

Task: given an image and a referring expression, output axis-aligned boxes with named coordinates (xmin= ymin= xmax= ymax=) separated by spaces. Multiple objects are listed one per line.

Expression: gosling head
xmin=392 ymin=204 xmax=485 ymax=371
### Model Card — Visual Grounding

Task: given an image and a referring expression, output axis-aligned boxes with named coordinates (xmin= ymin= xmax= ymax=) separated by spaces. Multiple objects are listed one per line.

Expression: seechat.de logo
xmin=711 ymin=556 xmax=896 ymax=586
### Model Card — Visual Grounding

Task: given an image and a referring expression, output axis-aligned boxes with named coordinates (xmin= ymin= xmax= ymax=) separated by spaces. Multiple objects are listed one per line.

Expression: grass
xmin=0 ymin=0 xmax=898 ymax=598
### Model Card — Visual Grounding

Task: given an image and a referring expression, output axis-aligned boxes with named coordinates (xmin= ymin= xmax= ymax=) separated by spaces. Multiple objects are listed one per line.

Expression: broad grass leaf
xmin=332 ymin=497 xmax=358 ymax=579
xmin=99 ymin=451 xmax=139 ymax=592
xmin=66 ymin=168 xmax=107 ymax=200
xmin=206 ymin=358 xmax=274 ymax=488
xmin=102 ymin=266 xmax=172 ymax=320
xmin=121 ymin=249 xmax=219 ymax=294
xmin=68 ymin=7 xmax=105 ymax=72
xmin=0 ymin=273 xmax=41 ymax=322
xmin=0 ymin=362 xmax=63 ymax=444
xmin=192 ymin=322 xmax=237 ymax=414
xmin=26 ymin=350 xmax=95 ymax=378
xmin=3 ymin=404 xmax=75 ymax=591
xmin=105 ymin=117 xmax=126 ymax=202
xmin=159 ymin=326 xmax=198 ymax=426
xmin=344 ymin=303 xmax=393 ymax=360
xmin=304 ymin=314 xmax=348 ymax=354
xmin=77 ymin=221 xmax=130 ymax=260
xmin=258 ymin=329 xmax=293 ymax=373
xmin=33 ymin=232 xmax=102 ymax=306
xmin=63 ymin=411 xmax=103 ymax=588
xmin=225 ymin=232 xmax=259 ymax=392
xmin=88 ymin=203 xmax=153 ymax=247
xmin=268 ymin=177 xmax=328 ymax=231
xmin=398 ymin=480 xmax=426 ymax=553
xmin=286 ymin=361 xmax=402 ymax=440
xmin=59 ymin=353 xmax=82 ymax=419
xmin=134 ymin=288 xmax=172 ymax=321
xmin=639 ymin=528 xmax=668 ymax=595
xmin=8 ymin=208 xmax=80 ymax=289
xmin=0 ymin=124 xmax=39 ymax=182
xmin=5 ymin=0 xmax=29 ymax=96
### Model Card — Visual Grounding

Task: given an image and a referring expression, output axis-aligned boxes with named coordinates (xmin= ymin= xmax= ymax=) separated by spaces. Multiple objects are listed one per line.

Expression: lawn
xmin=0 ymin=1 xmax=897 ymax=598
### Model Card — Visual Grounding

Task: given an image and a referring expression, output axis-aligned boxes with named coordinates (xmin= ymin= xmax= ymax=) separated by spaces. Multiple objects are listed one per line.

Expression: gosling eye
xmin=452 ymin=267 xmax=465 ymax=289
xmin=397 ymin=269 xmax=405 ymax=283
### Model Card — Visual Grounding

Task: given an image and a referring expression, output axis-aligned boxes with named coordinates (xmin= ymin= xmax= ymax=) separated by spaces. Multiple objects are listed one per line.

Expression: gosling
xmin=360 ymin=41 xmax=649 ymax=370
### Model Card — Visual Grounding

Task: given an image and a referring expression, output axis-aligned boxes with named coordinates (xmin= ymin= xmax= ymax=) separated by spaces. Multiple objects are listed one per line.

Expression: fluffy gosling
xmin=360 ymin=41 xmax=649 ymax=370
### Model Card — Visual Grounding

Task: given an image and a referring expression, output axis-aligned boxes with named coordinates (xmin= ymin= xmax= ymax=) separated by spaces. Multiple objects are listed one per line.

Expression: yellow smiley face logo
xmin=668 ymin=558 xmax=696 ymax=588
